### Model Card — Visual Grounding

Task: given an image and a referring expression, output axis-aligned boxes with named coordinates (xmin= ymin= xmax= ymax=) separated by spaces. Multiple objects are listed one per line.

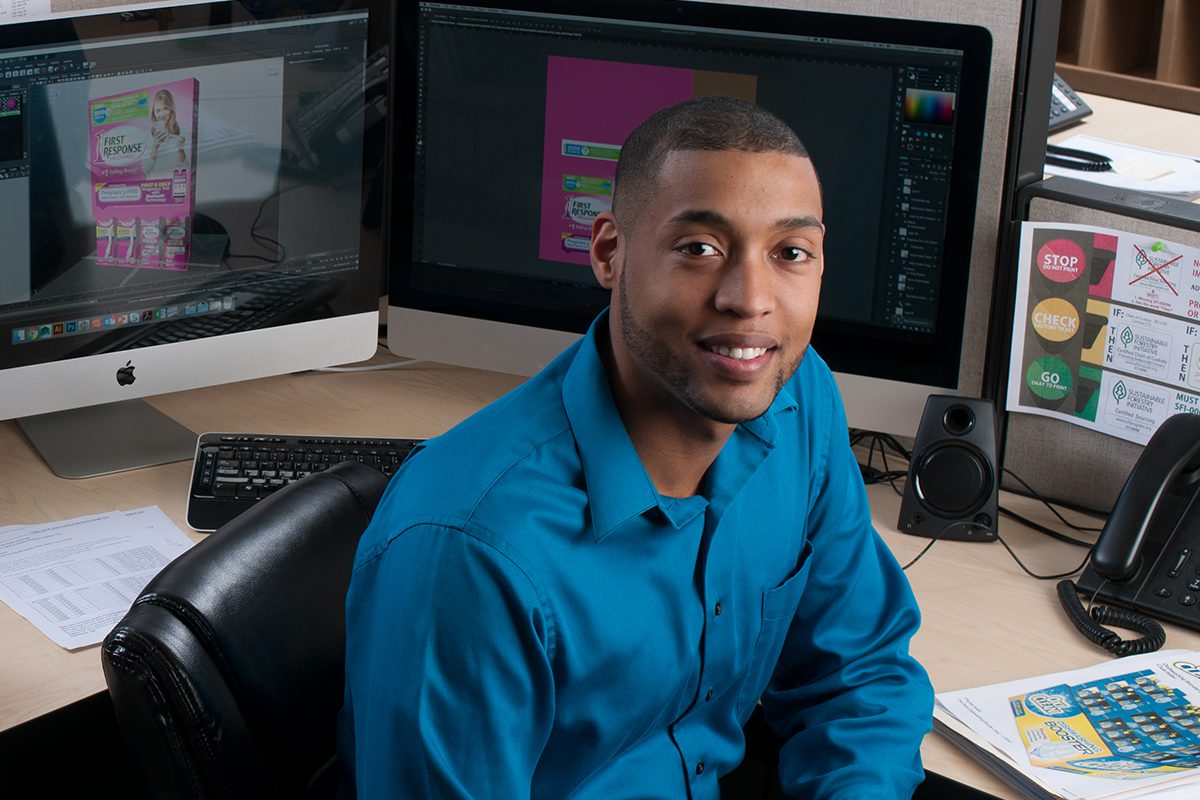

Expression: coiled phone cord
xmin=1057 ymin=580 xmax=1166 ymax=657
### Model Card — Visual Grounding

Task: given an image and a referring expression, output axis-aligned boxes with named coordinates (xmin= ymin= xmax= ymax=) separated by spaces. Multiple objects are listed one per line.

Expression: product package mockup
xmin=90 ymin=78 xmax=198 ymax=270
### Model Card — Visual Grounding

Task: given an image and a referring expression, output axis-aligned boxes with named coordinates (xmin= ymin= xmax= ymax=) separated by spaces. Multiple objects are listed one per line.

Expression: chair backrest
xmin=102 ymin=461 xmax=389 ymax=799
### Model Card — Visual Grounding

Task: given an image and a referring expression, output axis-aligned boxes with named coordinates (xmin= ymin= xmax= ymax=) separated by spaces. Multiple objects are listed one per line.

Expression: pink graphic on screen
xmin=538 ymin=57 xmax=694 ymax=266
xmin=90 ymin=77 xmax=199 ymax=271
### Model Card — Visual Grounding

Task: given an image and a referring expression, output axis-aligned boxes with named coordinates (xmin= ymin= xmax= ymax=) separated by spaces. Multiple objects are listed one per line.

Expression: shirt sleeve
xmin=342 ymin=522 xmax=556 ymax=799
xmin=762 ymin=373 xmax=933 ymax=799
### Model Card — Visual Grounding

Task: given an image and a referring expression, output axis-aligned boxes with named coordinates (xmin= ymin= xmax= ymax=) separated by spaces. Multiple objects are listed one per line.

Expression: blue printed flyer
xmin=936 ymin=650 xmax=1200 ymax=799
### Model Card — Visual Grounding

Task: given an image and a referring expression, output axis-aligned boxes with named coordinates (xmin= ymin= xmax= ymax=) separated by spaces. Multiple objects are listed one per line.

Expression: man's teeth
xmin=710 ymin=345 xmax=767 ymax=360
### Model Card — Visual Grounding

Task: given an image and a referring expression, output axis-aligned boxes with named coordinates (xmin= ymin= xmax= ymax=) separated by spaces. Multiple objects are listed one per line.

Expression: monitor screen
xmin=0 ymin=0 xmax=390 ymax=475
xmin=389 ymin=0 xmax=992 ymax=435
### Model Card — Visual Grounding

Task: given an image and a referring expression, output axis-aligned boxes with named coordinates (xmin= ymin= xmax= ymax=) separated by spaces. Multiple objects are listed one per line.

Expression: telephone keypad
xmin=1181 ymin=594 xmax=1198 ymax=607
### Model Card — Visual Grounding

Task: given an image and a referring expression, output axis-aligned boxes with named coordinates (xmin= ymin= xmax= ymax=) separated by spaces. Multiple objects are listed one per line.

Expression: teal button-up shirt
xmin=340 ymin=312 xmax=932 ymax=798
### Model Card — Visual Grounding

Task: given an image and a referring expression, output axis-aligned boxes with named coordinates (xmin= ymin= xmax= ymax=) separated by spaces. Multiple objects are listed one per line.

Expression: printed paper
xmin=1007 ymin=221 xmax=1200 ymax=445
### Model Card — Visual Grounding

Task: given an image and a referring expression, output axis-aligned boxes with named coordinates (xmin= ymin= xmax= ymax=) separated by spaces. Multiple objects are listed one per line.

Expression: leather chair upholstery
xmin=101 ymin=461 xmax=389 ymax=799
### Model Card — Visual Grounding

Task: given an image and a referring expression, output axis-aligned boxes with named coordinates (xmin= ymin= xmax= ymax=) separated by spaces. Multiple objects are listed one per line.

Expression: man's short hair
xmin=612 ymin=96 xmax=812 ymax=229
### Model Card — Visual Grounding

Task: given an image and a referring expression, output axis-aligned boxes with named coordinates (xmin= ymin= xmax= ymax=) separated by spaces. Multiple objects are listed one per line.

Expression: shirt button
xmin=696 ymin=761 xmax=705 ymax=775
xmin=705 ymin=689 xmax=714 ymax=702
xmin=714 ymin=602 xmax=723 ymax=616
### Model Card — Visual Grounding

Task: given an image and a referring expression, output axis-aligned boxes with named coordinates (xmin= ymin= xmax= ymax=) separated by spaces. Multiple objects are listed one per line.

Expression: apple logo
xmin=116 ymin=360 xmax=136 ymax=386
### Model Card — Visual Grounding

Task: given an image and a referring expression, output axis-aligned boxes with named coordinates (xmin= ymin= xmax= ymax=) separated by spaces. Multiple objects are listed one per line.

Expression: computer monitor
xmin=387 ymin=0 xmax=996 ymax=436
xmin=0 ymin=0 xmax=390 ymax=477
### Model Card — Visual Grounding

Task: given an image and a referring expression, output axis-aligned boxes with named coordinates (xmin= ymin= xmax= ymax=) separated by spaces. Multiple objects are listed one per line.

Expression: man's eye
xmin=779 ymin=246 xmax=812 ymax=262
xmin=679 ymin=242 xmax=719 ymax=257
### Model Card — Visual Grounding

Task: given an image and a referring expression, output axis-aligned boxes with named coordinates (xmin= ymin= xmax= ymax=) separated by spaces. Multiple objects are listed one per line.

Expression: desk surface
xmin=0 ymin=355 xmax=525 ymax=733
xmin=4 ymin=347 xmax=1200 ymax=798
xmin=4 ymin=92 xmax=1200 ymax=797
xmin=1050 ymin=93 xmax=1200 ymax=160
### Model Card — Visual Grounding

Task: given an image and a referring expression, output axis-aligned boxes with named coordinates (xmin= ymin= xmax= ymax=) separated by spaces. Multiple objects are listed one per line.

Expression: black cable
xmin=1045 ymin=144 xmax=1113 ymax=172
xmin=1057 ymin=579 xmax=1166 ymax=656
xmin=900 ymin=522 xmax=952 ymax=571
xmin=994 ymin=532 xmax=1093 ymax=580
xmin=900 ymin=516 xmax=1093 ymax=579
xmin=900 ymin=520 xmax=992 ymax=571
xmin=876 ymin=437 xmax=907 ymax=496
xmin=852 ymin=430 xmax=909 ymax=495
xmin=998 ymin=505 xmax=1093 ymax=548
xmin=1001 ymin=467 xmax=1104 ymax=533
xmin=224 ymin=184 xmax=296 ymax=265
xmin=876 ymin=433 xmax=912 ymax=461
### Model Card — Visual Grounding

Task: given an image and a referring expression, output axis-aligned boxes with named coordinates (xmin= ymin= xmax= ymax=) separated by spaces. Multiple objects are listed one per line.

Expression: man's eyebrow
xmin=666 ymin=209 xmax=824 ymax=233
xmin=776 ymin=215 xmax=825 ymax=232
xmin=667 ymin=209 xmax=730 ymax=228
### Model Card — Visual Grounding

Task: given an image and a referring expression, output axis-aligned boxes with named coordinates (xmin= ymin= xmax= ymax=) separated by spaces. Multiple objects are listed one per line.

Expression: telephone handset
xmin=1062 ymin=413 xmax=1200 ymax=655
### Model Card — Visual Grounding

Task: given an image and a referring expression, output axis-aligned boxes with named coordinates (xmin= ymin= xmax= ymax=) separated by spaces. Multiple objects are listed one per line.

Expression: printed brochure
xmin=936 ymin=651 xmax=1200 ymax=799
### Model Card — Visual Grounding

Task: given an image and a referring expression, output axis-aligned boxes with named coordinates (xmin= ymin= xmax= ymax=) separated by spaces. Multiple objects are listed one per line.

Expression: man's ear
xmin=590 ymin=211 xmax=621 ymax=290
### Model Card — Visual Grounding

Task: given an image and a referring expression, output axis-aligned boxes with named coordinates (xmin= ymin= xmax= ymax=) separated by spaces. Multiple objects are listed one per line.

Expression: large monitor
xmin=0 ymin=0 xmax=390 ymax=477
xmin=387 ymin=0 xmax=997 ymax=436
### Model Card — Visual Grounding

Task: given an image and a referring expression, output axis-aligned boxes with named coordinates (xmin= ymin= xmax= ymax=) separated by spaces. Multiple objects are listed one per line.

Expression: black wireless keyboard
xmin=187 ymin=432 xmax=422 ymax=531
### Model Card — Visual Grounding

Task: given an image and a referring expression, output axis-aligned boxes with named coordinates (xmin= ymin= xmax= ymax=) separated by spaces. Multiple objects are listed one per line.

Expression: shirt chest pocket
xmin=736 ymin=542 xmax=813 ymax=712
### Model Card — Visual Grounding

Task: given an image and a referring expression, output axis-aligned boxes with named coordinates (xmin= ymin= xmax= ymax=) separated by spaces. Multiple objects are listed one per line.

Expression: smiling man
xmin=339 ymin=97 xmax=932 ymax=799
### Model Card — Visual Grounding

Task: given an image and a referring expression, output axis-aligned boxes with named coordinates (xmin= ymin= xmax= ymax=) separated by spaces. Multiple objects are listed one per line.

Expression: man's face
xmin=591 ymin=148 xmax=825 ymax=429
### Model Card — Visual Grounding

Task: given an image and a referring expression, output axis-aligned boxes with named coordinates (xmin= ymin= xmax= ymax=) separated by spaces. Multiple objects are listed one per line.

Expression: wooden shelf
xmin=1056 ymin=0 xmax=1200 ymax=114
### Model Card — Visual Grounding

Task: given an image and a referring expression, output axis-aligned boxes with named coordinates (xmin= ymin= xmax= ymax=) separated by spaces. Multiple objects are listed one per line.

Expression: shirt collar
xmin=562 ymin=310 xmax=798 ymax=541
xmin=561 ymin=311 xmax=659 ymax=541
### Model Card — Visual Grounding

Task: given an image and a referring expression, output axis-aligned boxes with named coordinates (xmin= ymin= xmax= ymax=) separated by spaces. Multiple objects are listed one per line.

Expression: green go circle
xmin=1026 ymin=357 xmax=1072 ymax=401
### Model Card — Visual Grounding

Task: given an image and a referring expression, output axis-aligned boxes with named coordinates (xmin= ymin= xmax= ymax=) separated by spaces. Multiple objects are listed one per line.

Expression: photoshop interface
xmin=414 ymin=3 xmax=966 ymax=335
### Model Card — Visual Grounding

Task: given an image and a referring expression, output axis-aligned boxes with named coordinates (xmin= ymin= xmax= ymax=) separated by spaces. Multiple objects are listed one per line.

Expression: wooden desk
xmin=0 ymin=353 xmax=523 ymax=734
xmin=4 ymin=350 xmax=1200 ymax=798
xmin=877 ymin=486 xmax=1200 ymax=799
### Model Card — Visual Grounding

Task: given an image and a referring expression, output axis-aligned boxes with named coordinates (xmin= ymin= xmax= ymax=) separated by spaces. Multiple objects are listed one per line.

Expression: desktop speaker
xmin=898 ymin=395 xmax=999 ymax=542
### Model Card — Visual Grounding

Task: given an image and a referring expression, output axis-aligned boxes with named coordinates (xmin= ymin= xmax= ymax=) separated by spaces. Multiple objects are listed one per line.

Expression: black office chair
xmin=101 ymin=461 xmax=389 ymax=800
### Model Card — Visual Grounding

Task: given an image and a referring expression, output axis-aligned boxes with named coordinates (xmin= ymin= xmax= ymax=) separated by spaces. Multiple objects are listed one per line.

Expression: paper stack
xmin=936 ymin=651 xmax=1200 ymax=800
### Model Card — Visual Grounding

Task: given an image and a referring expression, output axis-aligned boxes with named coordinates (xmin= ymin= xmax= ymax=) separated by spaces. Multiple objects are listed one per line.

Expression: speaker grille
xmin=913 ymin=442 xmax=992 ymax=517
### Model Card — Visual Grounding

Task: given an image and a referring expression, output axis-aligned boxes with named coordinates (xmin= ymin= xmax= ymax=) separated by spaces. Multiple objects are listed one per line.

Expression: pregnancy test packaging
xmin=90 ymin=78 xmax=198 ymax=269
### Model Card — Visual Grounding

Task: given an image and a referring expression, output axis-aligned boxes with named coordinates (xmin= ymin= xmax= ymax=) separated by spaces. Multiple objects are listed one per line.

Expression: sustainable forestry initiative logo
xmin=1112 ymin=380 xmax=1128 ymax=404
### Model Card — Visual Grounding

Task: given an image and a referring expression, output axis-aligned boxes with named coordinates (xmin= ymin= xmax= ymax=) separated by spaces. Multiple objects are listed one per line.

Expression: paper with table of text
xmin=1007 ymin=221 xmax=1200 ymax=446
xmin=0 ymin=506 xmax=192 ymax=649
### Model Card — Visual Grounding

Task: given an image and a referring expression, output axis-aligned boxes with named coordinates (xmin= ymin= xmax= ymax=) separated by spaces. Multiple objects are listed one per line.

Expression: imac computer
xmin=0 ymin=0 xmax=390 ymax=477
xmin=387 ymin=0 xmax=995 ymax=437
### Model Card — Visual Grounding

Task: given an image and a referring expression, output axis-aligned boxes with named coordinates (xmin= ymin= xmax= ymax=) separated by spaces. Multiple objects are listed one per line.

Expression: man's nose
xmin=714 ymin=253 xmax=775 ymax=318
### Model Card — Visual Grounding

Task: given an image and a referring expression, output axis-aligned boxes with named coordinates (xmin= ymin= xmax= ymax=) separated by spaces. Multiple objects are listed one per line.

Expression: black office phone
xmin=1061 ymin=414 xmax=1200 ymax=655
xmin=1049 ymin=72 xmax=1093 ymax=133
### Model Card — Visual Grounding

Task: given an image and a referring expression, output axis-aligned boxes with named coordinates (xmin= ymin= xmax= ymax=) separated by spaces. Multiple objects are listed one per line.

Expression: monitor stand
xmin=17 ymin=399 xmax=197 ymax=479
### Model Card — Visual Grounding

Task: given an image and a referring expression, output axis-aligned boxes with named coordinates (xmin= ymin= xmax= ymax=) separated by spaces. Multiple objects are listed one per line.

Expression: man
xmin=339 ymin=96 xmax=932 ymax=798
